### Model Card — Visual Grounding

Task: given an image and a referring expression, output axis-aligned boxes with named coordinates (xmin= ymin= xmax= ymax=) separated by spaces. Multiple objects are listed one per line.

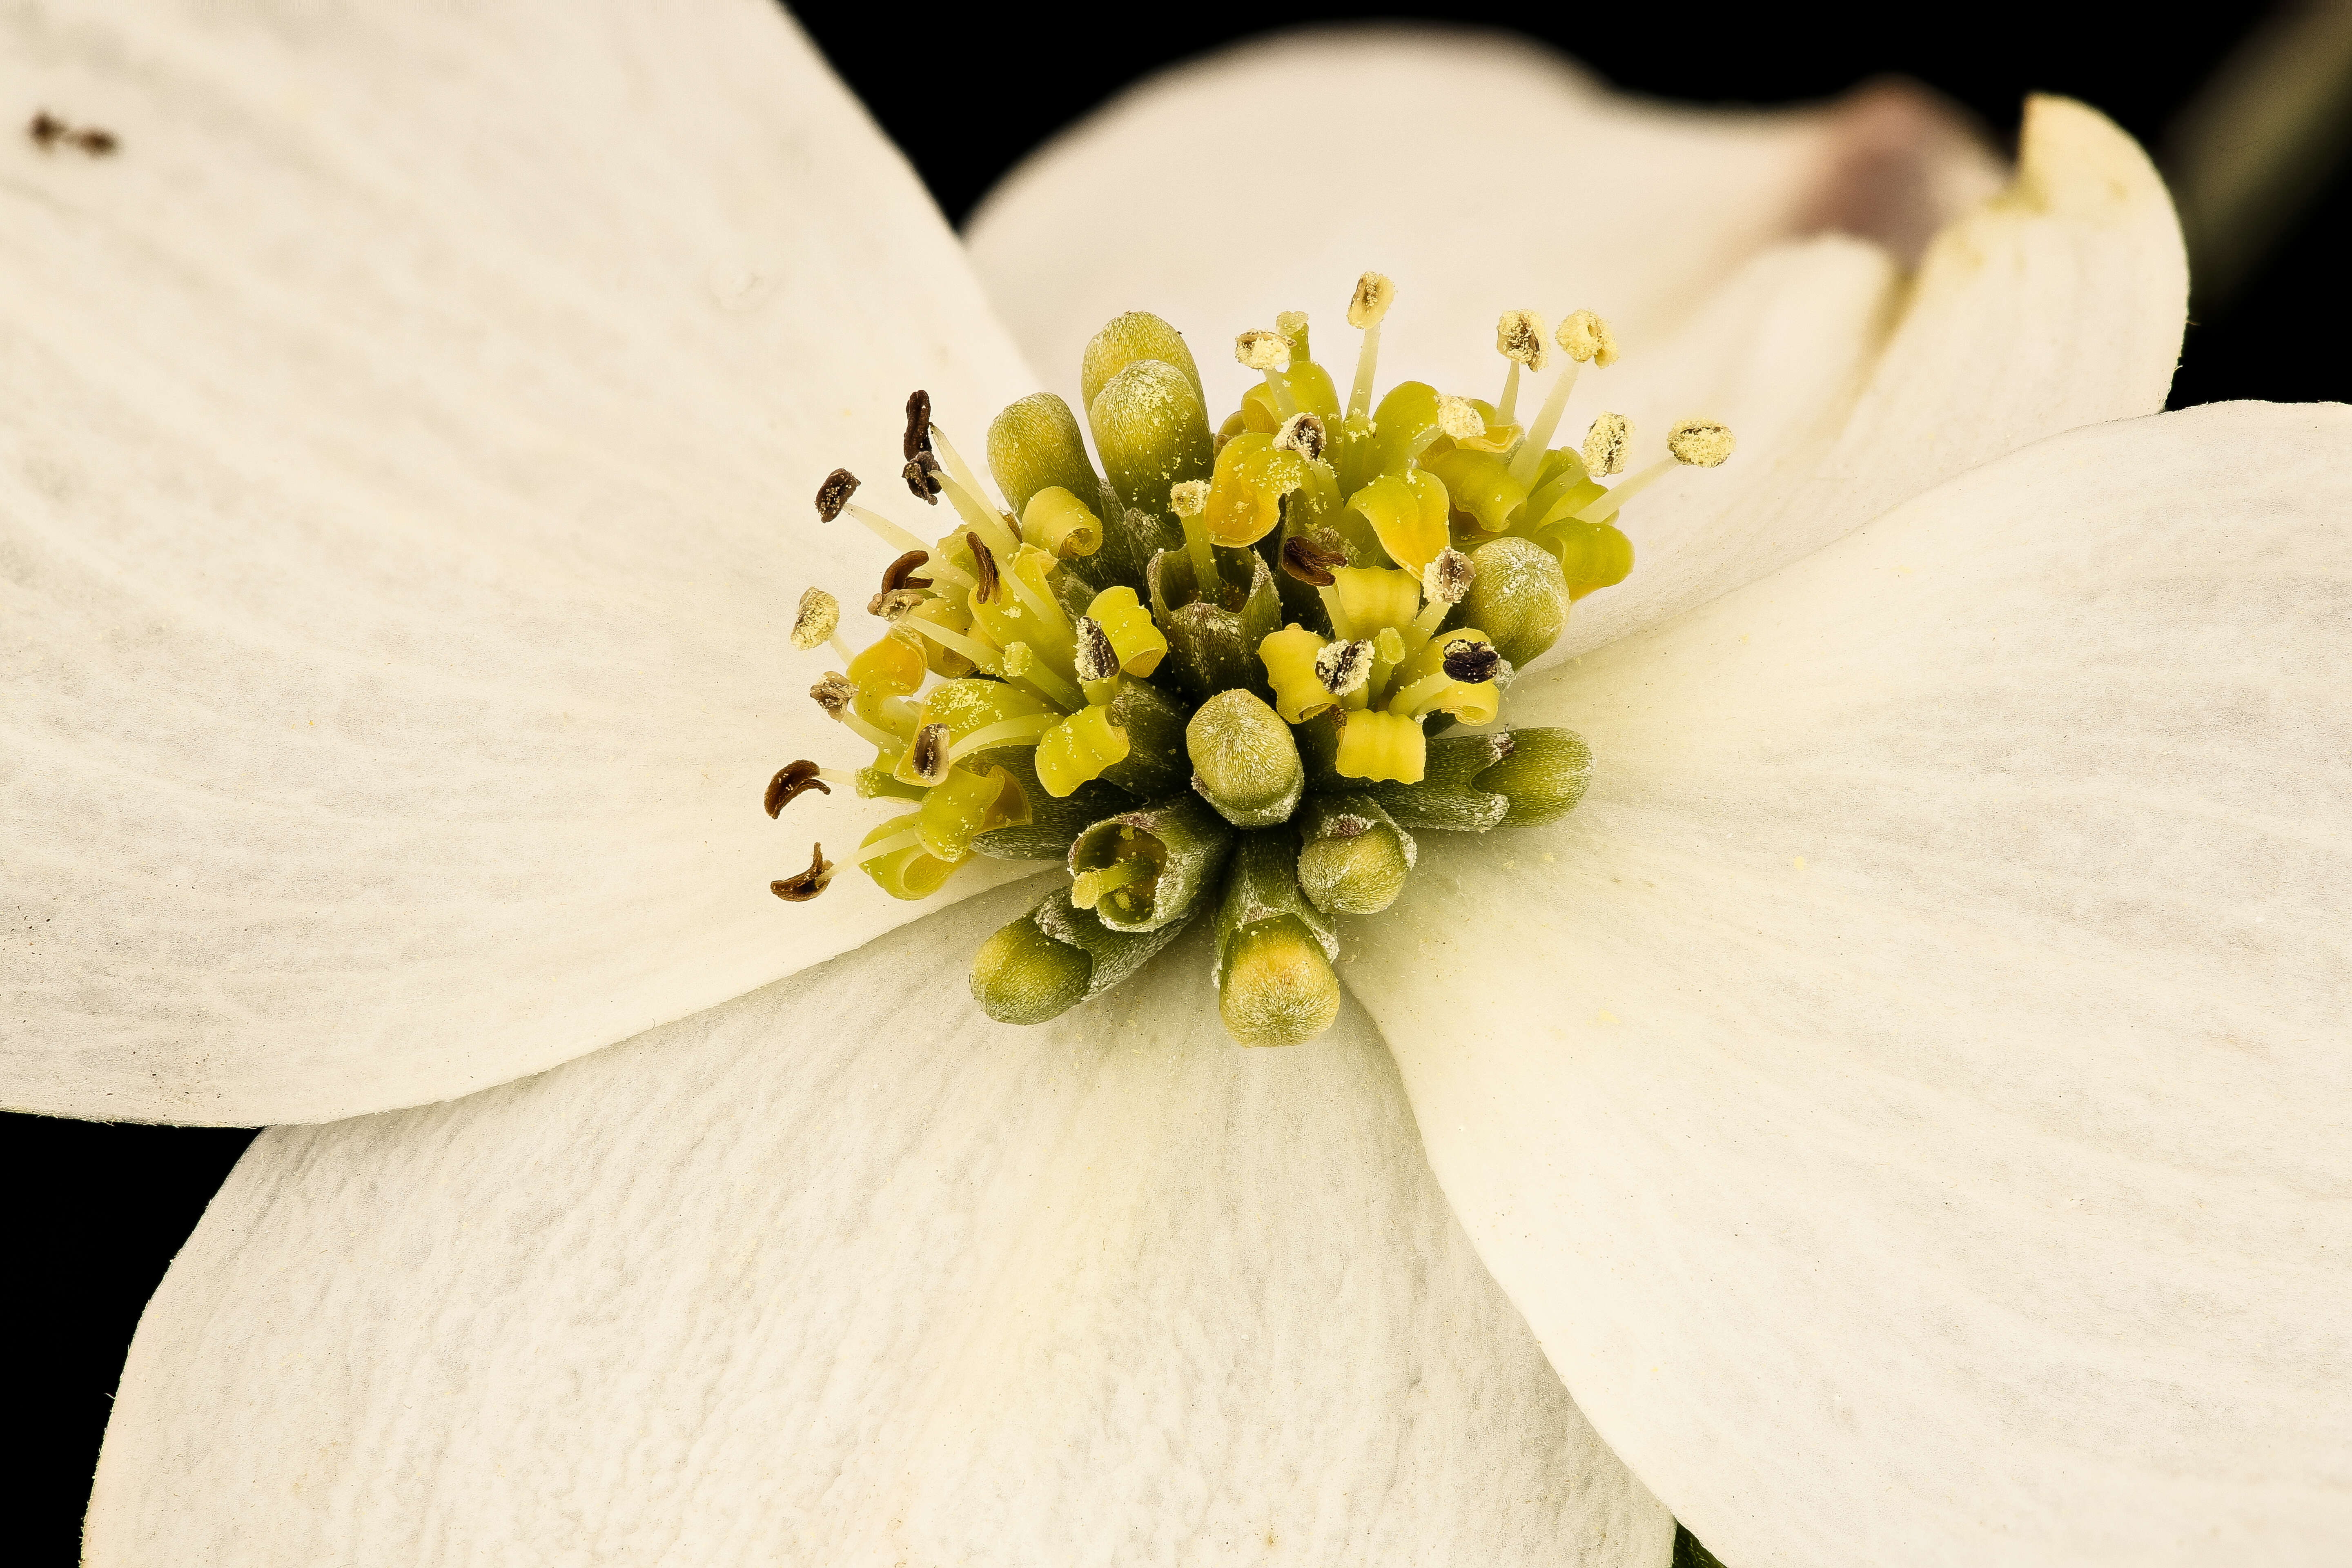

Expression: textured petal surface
xmin=1344 ymin=404 xmax=2352 ymax=1566
xmin=0 ymin=0 xmax=1034 ymax=1124
xmin=967 ymin=26 xmax=1997 ymax=419
xmin=88 ymin=884 xmax=1673 ymax=1568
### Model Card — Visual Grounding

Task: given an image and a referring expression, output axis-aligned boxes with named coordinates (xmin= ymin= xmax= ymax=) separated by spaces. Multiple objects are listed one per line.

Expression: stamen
xmin=1073 ymin=615 xmax=1119 ymax=683
xmin=1275 ymin=309 xmax=1311 ymax=359
xmin=947 ymin=713 xmax=1057 ymax=761
xmin=1495 ymin=309 xmax=1548 ymax=422
xmin=1071 ymin=855 xmax=1155 ymax=909
xmin=789 ymin=587 xmax=855 ymax=663
xmin=1667 ymin=419 xmax=1737 ymax=467
xmin=771 ymin=842 xmax=837 ymax=902
xmin=1435 ymin=395 xmax=1485 ymax=442
xmin=1421 ymin=546 xmax=1474 ymax=607
xmin=1557 ymin=309 xmax=1618 ymax=367
xmin=1273 ymin=412 xmax=1327 ymax=461
xmin=905 ymin=723 xmax=952 ymax=786
xmin=839 ymin=504 xmax=975 ymax=590
xmin=853 ymin=827 xmax=924 ymax=866
xmin=1582 ymin=412 xmax=1631 ymax=478
xmin=1573 ymin=418 xmax=1737 ymax=525
xmin=1000 ymin=642 xmax=1086 ymax=710
xmin=880 ymin=550 xmax=933 ymax=592
xmin=1279 ymin=533 xmax=1345 ymax=587
xmin=1315 ymin=638 xmax=1375 ymax=696
xmin=903 ymin=389 xmax=934 ymax=461
xmin=1169 ymin=477 xmax=1223 ymax=597
xmin=815 ymin=467 xmax=860 ymax=522
xmin=1345 ymin=270 xmax=1396 ymax=420
xmin=764 ymin=760 xmax=834 ymax=817
xmin=811 ymin=672 xmax=904 ymax=753
xmin=903 ymin=449 xmax=944 ymax=504
xmin=868 ymin=588 xmax=928 ymax=621
xmin=1509 ymin=310 xmax=1615 ymax=486
xmin=966 ymin=531 xmax=1001 ymax=604
xmin=1235 ymin=329 xmax=1292 ymax=373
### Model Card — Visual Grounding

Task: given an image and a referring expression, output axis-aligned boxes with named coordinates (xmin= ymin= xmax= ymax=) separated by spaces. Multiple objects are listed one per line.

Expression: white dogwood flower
xmin=5 ymin=4 xmax=2345 ymax=1567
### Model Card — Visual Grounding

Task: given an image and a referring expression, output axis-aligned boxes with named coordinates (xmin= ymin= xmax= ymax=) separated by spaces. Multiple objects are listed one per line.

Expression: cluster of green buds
xmin=767 ymin=273 xmax=1732 ymax=1046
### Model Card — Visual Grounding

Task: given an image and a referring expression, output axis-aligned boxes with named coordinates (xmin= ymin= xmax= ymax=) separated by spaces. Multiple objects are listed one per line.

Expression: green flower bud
xmin=1067 ymin=793 xmax=1233 ymax=933
xmin=987 ymin=392 xmax=1105 ymax=521
xmin=1365 ymin=732 xmax=1513 ymax=832
xmin=1149 ymin=546 xmax=1283 ymax=703
xmin=1187 ymin=689 xmax=1304 ymax=828
xmin=970 ymin=886 xmax=1192 ymax=1025
xmin=1214 ymin=831 xmax=1342 ymax=1047
xmin=1080 ymin=311 xmax=1205 ymax=412
xmin=1089 ymin=359 xmax=1214 ymax=543
xmin=1295 ymin=794 xmax=1417 ymax=915
xmin=1457 ymin=535 xmax=1570 ymax=668
xmin=1473 ymin=727 xmax=1593 ymax=826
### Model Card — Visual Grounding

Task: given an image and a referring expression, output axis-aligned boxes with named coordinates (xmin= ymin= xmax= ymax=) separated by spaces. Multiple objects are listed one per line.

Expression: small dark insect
xmin=770 ymin=842 xmax=836 ymax=902
xmin=764 ymin=760 xmax=831 ymax=818
xmin=965 ymin=530 xmax=999 ymax=604
xmin=1279 ymin=533 xmax=1346 ymax=587
xmin=27 ymin=111 xmax=118 ymax=156
xmin=878 ymin=549 xmax=933 ymax=592
xmin=1440 ymin=641 xmax=1503 ymax=685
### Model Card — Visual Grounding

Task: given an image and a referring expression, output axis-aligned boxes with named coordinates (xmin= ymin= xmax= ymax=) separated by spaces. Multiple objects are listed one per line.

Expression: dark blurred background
xmin=12 ymin=3 xmax=2349 ymax=1559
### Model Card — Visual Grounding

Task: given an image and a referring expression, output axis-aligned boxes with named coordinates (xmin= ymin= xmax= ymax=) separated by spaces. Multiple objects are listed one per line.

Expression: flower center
xmin=768 ymin=274 xmax=1732 ymax=1046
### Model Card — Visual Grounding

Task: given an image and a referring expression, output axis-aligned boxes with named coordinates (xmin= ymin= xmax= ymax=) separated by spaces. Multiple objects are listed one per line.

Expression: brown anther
xmin=1422 ymin=547 xmax=1475 ymax=606
xmin=965 ymin=531 xmax=1000 ymax=604
xmin=764 ymin=760 xmax=832 ymax=817
xmin=72 ymin=126 xmax=116 ymax=155
xmin=1279 ymin=533 xmax=1346 ymax=587
xmin=770 ymin=842 xmax=836 ymax=902
xmin=1273 ymin=411 xmax=1327 ymax=462
xmin=27 ymin=110 xmax=65 ymax=147
xmin=906 ymin=723 xmax=951 ymax=786
xmin=903 ymin=390 xmax=934 ymax=461
xmin=1315 ymin=639 xmax=1375 ymax=695
xmin=809 ymin=671 xmax=855 ymax=717
xmin=902 ymin=450 xmax=943 ymax=504
xmin=1073 ymin=615 xmax=1118 ymax=683
xmin=868 ymin=588 xmax=927 ymax=621
xmin=815 ymin=468 xmax=860 ymax=522
xmin=27 ymin=111 xmax=115 ymax=156
xmin=879 ymin=549 xmax=933 ymax=592
xmin=1441 ymin=642 xmax=1504 ymax=685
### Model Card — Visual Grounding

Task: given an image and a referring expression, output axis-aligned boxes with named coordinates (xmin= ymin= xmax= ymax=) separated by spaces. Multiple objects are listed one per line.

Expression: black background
xmin=11 ymin=4 xmax=2348 ymax=1560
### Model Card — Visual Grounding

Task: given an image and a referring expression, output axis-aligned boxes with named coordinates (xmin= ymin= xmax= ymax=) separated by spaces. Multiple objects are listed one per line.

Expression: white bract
xmin=4 ymin=3 xmax=2344 ymax=1566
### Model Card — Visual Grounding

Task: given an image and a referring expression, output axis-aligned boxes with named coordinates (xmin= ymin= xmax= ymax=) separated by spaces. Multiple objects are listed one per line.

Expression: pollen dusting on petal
xmin=809 ymin=671 xmax=855 ymax=717
xmin=764 ymin=760 xmax=832 ymax=817
xmin=1435 ymin=394 xmax=1485 ymax=441
xmin=815 ymin=467 xmax=860 ymax=521
xmin=1315 ymin=638 xmax=1375 ymax=695
xmin=966 ymin=530 xmax=1000 ymax=603
xmin=789 ymin=587 xmax=841 ymax=651
xmin=1583 ymin=412 xmax=1631 ymax=477
xmin=1273 ymin=411 xmax=1327 ymax=461
xmin=1280 ymin=532 xmax=1345 ymax=587
xmin=1347 ymin=270 xmax=1395 ymax=328
xmin=1169 ymin=478 xmax=1210 ymax=518
xmin=1668 ymin=419 xmax=1736 ymax=467
xmin=902 ymin=389 xmax=934 ymax=461
xmin=1235 ymin=328 xmax=1292 ymax=372
xmin=1421 ymin=546 xmax=1474 ymax=606
xmin=1496 ymin=309 xmax=1548 ymax=370
xmin=770 ymin=842 xmax=836 ymax=902
xmin=1557 ymin=309 xmax=1617 ymax=366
